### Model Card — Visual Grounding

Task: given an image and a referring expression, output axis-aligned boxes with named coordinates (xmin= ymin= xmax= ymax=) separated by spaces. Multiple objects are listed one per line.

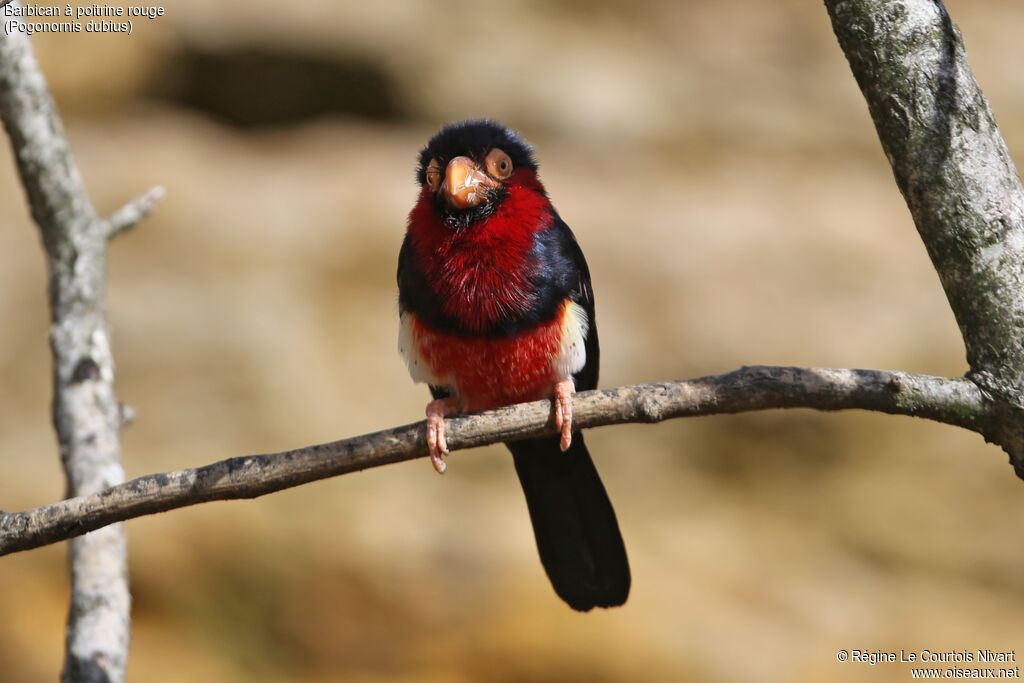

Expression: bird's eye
xmin=485 ymin=148 xmax=513 ymax=180
xmin=425 ymin=159 xmax=442 ymax=192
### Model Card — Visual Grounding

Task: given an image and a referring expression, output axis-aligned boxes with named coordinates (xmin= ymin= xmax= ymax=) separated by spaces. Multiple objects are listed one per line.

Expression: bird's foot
xmin=425 ymin=397 xmax=460 ymax=474
xmin=553 ymin=378 xmax=576 ymax=452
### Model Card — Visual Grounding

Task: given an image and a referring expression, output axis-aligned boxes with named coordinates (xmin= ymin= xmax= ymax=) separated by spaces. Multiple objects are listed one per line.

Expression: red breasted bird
xmin=397 ymin=119 xmax=630 ymax=611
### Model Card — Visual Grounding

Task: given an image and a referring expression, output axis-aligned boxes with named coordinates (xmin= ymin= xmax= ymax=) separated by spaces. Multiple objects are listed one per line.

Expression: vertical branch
xmin=824 ymin=0 xmax=1024 ymax=473
xmin=0 ymin=8 xmax=130 ymax=683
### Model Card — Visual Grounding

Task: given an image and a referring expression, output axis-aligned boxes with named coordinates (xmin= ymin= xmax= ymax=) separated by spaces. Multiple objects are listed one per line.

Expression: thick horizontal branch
xmin=0 ymin=366 xmax=989 ymax=557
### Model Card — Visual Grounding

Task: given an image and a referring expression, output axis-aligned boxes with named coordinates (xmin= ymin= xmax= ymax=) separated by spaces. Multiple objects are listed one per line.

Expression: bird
xmin=397 ymin=119 xmax=630 ymax=611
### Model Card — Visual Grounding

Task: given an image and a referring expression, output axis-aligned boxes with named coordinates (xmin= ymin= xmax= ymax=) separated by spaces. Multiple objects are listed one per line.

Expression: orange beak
xmin=442 ymin=156 xmax=499 ymax=209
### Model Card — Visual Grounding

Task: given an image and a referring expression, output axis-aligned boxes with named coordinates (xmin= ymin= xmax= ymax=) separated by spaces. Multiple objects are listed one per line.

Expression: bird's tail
xmin=509 ymin=434 xmax=630 ymax=611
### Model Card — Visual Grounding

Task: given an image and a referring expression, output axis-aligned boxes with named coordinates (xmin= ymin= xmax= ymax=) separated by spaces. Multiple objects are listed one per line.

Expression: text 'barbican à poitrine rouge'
xmin=3 ymin=4 xmax=164 ymax=19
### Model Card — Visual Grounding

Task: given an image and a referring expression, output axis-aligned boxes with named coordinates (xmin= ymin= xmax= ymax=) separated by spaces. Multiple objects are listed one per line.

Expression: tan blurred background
xmin=2 ymin=0 xmax=1024 ymax=681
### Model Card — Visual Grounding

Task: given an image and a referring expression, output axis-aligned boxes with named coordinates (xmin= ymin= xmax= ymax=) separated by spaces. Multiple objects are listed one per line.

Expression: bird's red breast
xmin=405 ymin=169 xmax=550 ymax=333
xmin=401 ymin=299 xmax=587 ymax=411
xmin=398 ymin=120 xmax=595 ymax=412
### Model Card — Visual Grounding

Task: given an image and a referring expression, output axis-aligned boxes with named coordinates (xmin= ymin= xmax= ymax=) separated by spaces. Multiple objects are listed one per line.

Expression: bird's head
xmin=415 ymin=119 xmax=543 ymax=229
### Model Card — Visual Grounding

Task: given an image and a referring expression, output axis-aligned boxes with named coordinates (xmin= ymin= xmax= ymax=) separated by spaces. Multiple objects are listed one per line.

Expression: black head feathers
xmin=416 ymin=119 xmax=537 ymax=185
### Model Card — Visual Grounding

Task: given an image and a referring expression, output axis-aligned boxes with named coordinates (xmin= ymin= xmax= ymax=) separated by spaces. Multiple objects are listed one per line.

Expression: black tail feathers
xmin=510 ymin=434 xmax=630 ymax=611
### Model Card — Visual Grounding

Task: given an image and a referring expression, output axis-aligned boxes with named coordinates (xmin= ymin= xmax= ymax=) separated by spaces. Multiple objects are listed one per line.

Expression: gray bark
xmin=824 ymin=0 xmax=1024 ymax=473
xmin=0 ymin=368 xmax=990 ymax=556
xmin=0 ymin=7 xmax=155 ymax=681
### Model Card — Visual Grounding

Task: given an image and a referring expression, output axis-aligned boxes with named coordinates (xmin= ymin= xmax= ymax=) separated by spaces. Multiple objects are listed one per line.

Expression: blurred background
xmin=2 ymin=0 xmax=1024 ymax=680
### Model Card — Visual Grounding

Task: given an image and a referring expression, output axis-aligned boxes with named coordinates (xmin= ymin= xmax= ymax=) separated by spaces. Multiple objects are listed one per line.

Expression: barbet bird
xmin=397 ymin=119 xmax=630 ymax=611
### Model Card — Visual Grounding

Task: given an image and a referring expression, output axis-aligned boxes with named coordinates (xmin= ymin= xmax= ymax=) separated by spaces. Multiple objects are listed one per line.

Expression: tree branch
xmin=0 ymin=367 xmax=989 ymax=557
xmin=107 ymin=185 xmax=165 ymax=240
xmin=824 ymin=0 xmax=1024 ymax=473
xmin=0 ymin=8 xmax=156 ymax=682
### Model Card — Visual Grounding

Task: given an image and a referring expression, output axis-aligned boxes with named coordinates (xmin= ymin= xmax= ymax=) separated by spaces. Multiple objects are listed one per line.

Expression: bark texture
xmin=0 ymin=8 xmax=148 ymax=681
xmin=0 ymin=368 xmax=989 ymax=556
xmin=825 ymin=0 xmax=1024 ymax=473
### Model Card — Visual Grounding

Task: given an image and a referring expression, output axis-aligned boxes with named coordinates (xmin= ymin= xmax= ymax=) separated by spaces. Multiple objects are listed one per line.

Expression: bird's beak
xmin=442 ymin=156 xmax=499 ymax=209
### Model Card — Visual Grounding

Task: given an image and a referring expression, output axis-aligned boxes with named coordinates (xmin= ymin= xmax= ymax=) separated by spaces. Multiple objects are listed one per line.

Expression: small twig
xmin=0 ymin=367 xmax=990 ymax=557
xmin=107 ymin=185 xmax=165 ymax=240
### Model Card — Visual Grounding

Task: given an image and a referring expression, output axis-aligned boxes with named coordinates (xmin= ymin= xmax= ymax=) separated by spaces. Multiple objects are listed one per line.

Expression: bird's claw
xmin=553 ymin=378 xmax=575 ymax=452
xmin=426 ymin=398 xmax=460 ymax=474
